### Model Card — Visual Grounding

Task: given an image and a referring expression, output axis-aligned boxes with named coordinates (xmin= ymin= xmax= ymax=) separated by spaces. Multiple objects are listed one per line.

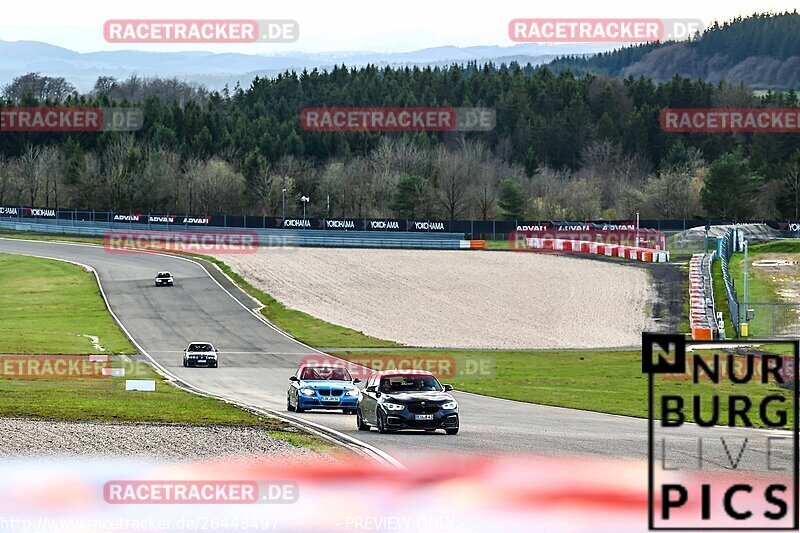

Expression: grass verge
xmin=0 ymin=359 xmax=268 ymax=425
xmin=0 ymin=254 xmax=136 ymax=354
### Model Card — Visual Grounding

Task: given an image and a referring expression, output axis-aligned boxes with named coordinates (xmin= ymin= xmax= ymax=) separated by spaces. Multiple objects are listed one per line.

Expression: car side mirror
xmin=443 ymin=384 xmax=454 ymax=391
xmin=353 ymin=378 xmax=361 ymax=384
xmin=215 ymin=349 xmax=218 ymax=352
xmin=365 ymin=385 xmax=376 ymax=393
xmin=289 ymin=376 xmax=299 ymax=382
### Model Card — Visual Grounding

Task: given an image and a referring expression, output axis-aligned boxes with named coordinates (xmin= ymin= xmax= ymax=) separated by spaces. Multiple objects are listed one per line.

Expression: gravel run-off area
xmin=0 ymin=418 xmax=329 ymax=462
xmin=217 ymin=248 xmax=655 ymax=349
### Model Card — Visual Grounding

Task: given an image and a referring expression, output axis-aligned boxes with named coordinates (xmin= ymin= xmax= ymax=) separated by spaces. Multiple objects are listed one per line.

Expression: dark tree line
xmin=1 ymin=31 xmax=799 ymax=221
xmin=549 ymin=12 xmax=800 ymax=89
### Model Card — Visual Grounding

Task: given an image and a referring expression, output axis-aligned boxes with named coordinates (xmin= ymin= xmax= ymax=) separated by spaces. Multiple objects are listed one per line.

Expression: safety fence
xmin=718 ymin=229 xmax=742 ymax=336
xmin=0 ymin=219 xmax=485 ymax=251
xmin=2 ymin=204 xmax=798 ymax=237
xmin=741 ymin=302 xmax=800 ymax=338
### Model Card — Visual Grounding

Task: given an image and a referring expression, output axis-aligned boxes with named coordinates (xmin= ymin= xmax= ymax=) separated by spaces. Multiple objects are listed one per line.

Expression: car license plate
xmin=415 ymin=414 xmax=434 ymax=420
xmin=197 ymin=359 xmax=206 ymax=363
xmin=321 ymin=397 xmax=338 ymax=402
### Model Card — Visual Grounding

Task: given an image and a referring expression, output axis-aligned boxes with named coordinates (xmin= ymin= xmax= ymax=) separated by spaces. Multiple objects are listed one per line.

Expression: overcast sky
xmin=0 ymin=0 xmax=795 ymax=53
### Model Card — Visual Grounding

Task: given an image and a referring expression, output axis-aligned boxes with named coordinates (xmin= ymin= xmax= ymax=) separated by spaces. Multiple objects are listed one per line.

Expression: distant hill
xmin=548 ymin=12 xmax=800 ymax=89
xmin=0 ymin=41 xmax=612 ymax=91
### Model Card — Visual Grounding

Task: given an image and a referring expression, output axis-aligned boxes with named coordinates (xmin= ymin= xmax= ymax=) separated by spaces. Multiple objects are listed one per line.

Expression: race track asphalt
xmin=1 ymin=238 xmax=792 ymax=471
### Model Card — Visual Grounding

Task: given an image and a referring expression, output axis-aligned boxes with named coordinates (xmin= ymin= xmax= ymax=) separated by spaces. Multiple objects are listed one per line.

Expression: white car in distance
xmin=183 ymin=342 xmax=219 ymax=368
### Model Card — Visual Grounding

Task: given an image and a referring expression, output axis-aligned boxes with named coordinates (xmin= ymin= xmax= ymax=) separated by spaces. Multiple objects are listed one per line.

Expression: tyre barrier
xmin=524 ymin=238 xmax=669 ymax=263
xmin=689 ymin=252 xmax=721 ymax=340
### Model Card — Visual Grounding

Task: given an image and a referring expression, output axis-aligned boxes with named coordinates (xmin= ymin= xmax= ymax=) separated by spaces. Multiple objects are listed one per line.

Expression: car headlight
xmin=346 ymin=389 xmax=359 ymax=397
xmin=383 ymin=403 xmax=405 ymax=411
xmin=442 ymin=401 xmax=458 ymax=410
xmin=300 ymin=388 xmax=315 ymax=396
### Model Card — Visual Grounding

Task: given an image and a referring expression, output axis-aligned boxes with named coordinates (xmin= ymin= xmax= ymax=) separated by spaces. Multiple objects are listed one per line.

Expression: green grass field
xmin=0 ymin=254 xmax=136 ymax=354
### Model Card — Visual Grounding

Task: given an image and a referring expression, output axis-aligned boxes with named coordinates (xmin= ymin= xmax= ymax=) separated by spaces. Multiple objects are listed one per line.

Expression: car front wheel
xmin=377 ymin=411 xmax=392 ymax=434
xmin=445 ymin=428 xmax=459 ymax=435
xmin=287 ymin=395 xmax=294 ymax=411
xmin=356 ymin=409 xmax=369 ymax=431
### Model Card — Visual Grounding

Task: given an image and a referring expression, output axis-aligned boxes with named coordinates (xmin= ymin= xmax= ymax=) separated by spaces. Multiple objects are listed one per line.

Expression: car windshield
xmin=188 ymin=344 xmax=213 ymax=352
xmin=157 ymin=273 xmax=171 ymax=278
xmin=380 ymin=375 xmax=442 ymax=393
xmin=300 ymin=366 xmax=353 ymax=381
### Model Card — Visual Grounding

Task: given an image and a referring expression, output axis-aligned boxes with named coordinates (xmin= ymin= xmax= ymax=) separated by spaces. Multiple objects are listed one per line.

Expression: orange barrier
xmin=460 ymin=240 xmax=486 ymax=249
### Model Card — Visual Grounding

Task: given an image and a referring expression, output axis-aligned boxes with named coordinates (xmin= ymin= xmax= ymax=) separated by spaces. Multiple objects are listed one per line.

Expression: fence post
xmin=772 ymin=304 xmax=776 ymax=337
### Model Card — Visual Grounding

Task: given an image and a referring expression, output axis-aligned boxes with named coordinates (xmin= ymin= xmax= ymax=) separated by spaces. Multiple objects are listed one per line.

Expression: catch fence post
xmin=772 ymin=304 xmax=776 ymax=337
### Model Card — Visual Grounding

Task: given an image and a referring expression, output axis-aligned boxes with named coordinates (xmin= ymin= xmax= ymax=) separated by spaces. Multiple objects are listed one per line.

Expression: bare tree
xmin=3 ymin=73 xmax=75 ymax=102
xmin=0 ymin=157 xmax=23 ymax=204
xmin=38 ymin=146 xmax=63 ymax=208
xmin=786 ymin=161 xmax=800 ymax=220
xmin=472 ymin=164 xmax=497 ymax=221
xmin=194 ymin=159 xmax=246 ymax=214
xmin=435 ymin=146 xmax=472 ymax=220
xmin=18 ymin=146 xmax=43 ymax=205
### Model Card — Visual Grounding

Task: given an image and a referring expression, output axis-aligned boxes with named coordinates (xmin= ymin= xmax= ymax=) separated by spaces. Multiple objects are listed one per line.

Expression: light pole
xmin=301 ymin=196 xmax=309 ymax=220
xmin=281 ymin=188 xmax=287 ymax=220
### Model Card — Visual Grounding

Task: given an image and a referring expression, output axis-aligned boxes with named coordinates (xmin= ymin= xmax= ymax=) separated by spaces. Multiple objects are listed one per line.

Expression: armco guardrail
xmin=0 ymin=219 xmax=481 ymax=250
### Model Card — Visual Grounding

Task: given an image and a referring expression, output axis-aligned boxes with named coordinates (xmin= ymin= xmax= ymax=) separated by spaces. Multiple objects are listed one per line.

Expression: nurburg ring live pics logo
xmin=642 ymin=333 xmax=799 ymax=530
